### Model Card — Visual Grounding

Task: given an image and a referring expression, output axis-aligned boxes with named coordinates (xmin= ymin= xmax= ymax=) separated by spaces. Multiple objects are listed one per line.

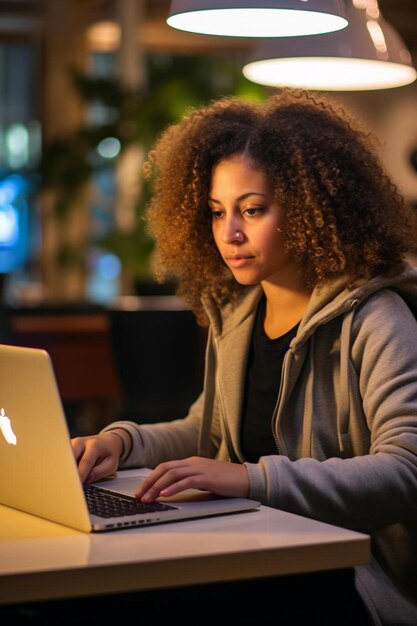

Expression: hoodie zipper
xmin=216 ymin=379 xmax=239 ymax=462
xmin=271 ymin=299 xmax=359 ymax=458
xmin=271 ymin=348 xmax=294 ymax=456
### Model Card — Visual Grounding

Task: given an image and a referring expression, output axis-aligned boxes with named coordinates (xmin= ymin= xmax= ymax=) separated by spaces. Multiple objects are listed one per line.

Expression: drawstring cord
xmin=337 ymin=302 xmax=358 ymax=456
xmin=301 ymin=334 xmax=315 ymax=457
xmin=198 ymin=331 xmax=216 ymax=458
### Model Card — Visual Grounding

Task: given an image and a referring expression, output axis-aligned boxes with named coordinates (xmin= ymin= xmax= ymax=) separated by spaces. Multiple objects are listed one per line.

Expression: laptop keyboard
xmin=84 ymin=484 xmax=177 ymax=519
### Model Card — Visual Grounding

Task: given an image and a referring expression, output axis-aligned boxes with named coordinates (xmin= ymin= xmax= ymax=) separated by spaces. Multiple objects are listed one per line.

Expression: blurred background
xmin=1 ymin=0 xmax=417 ymax=435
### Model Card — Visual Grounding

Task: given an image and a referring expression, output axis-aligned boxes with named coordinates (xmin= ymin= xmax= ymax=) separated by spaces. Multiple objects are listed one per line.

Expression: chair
xmin=107 ymin=296 xmax=206 ymax=423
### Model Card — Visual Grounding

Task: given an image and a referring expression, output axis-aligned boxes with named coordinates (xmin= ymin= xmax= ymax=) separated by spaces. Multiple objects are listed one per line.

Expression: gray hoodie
xmin=104 ymin=262 xmax=417 ymax=626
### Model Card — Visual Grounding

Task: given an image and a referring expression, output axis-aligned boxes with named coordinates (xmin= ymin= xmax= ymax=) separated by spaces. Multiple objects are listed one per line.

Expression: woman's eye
xmin=211 ymin=210 xmax=223 ymax=220
xmin=243 ymin=207 xmax=264 ymax=217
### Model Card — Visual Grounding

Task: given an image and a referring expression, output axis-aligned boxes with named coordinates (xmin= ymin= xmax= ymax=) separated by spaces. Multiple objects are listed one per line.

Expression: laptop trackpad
xmin=93 ymin=469 xmax=151 ymax=497
xmin=92 ymin=469 xmax=217 ymax=502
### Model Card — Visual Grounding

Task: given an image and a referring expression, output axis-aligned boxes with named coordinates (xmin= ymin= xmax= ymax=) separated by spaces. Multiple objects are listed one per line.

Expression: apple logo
xmin=0 ymin=407 xmax=17 ymax=445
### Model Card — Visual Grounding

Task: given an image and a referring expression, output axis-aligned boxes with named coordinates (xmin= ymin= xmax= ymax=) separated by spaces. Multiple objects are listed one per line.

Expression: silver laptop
xmin=0 ymin=343 xmax=259 ymax=532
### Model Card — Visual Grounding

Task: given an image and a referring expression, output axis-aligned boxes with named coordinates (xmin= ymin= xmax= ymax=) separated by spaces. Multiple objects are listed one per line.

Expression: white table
xmin=0 ymin=476 xmax=369 ymax=606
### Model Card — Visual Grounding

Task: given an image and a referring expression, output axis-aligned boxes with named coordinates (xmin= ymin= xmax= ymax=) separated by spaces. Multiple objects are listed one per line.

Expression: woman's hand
xmin=71 ymin=432 xmax=125 ymax=484
xmin=134 ymin=457 xmax=249 ymax=502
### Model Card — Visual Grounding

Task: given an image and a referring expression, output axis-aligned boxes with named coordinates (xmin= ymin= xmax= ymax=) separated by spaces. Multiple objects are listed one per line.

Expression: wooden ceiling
xmin=379 ymin=0 xmax=417 ymax=54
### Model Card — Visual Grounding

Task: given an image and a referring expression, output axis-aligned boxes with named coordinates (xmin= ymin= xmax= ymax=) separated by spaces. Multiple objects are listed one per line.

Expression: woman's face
xmin=209 ymin=154 xmax=300 ymax=287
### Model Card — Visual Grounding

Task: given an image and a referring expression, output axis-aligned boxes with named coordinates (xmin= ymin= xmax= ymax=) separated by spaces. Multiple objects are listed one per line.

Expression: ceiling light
xmin=242 ymin=5 xmax=417 ymax=90
xmin=167 ymin=0 xmax=348 ymax=38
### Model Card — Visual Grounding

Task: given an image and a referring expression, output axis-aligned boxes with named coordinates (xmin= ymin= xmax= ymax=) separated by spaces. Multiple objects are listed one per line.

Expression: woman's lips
xmin=226 ymin=255 xmax=255 ymax=268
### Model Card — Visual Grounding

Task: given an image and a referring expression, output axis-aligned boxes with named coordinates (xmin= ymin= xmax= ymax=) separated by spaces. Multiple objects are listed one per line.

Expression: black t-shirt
xmin=240 ymin=296 xmax=299 ymax=463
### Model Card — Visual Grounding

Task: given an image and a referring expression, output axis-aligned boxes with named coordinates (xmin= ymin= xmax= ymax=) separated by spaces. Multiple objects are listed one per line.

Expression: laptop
xmin=0 ymin=343 xmax=260 ymax=532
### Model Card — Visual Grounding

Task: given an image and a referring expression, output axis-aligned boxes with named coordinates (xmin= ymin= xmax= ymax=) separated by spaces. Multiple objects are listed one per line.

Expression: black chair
xmin=107 ymin=297 xmax=206 ymax=424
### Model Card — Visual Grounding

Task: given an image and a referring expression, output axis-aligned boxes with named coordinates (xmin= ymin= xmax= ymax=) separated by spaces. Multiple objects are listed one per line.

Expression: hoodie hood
xmin=203 ymin=261 xmax=417 ymax=349
xmin=295 ymin=262 xmax=417 ymax=348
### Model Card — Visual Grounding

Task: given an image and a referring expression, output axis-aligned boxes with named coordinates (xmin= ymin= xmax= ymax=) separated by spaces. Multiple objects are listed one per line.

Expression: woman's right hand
xmin=71 ymin=432 xmax=124 ymax=484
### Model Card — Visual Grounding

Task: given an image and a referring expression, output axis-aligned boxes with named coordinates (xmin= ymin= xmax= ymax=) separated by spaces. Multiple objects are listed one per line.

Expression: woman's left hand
xmin=134 ymin=457 xmax=249 ymax=501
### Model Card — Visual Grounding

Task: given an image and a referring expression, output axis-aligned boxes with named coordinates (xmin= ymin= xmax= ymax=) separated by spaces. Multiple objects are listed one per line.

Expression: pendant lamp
xmin=167 ymin=0 xmax=348 ymax=38
xmin=242 ymin=4 xmax=417 ymax=90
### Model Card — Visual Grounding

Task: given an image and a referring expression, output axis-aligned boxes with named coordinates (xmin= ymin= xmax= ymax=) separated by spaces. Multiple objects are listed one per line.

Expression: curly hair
xmin=144 ymin=89 xmax=417 ymax=324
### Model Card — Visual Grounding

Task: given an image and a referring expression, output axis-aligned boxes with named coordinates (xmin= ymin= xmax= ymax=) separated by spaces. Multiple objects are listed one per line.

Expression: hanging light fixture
xmin=242 ymin=2 xmax=417 ymax=90
xmin=167 ymin=0 xmax=348 ymax=38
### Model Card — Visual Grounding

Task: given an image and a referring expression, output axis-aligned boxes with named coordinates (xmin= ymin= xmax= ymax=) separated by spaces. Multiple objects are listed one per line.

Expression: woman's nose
xmin=221 ymin=219 xmax=245 ymax=244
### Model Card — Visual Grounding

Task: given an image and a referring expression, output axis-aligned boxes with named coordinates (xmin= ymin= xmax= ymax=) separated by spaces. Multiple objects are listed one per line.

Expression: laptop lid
xmin=0 ymin=343 xmax=92 ymax=532
xmin=0 ymin=344 xmax=259 ymax=532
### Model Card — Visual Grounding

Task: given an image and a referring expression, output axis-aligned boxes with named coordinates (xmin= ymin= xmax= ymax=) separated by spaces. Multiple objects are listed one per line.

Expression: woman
xmin=72 ymin=90 xmax=417 ymax=625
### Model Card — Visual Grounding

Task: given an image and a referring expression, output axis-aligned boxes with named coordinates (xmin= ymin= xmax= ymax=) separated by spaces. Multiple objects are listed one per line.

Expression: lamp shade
xmin=167 ymin=0 xmax=348 ymax=38
xmin=242 ymin=5 xmax=417 ymax=90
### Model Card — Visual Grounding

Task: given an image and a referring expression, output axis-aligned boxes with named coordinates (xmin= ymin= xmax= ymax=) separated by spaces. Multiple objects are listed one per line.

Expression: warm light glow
xmin=86 ymin=21 xmax=121 ymax=52
xmin=243 ymin=57 xmax=417 ymax=91
xmin=352 ymin=0 xmax=379 ymax=17
xmin=167 ymin=8 xmax=348 ymax=37
xmin=366 ymin=20 xmax=387 ymax=56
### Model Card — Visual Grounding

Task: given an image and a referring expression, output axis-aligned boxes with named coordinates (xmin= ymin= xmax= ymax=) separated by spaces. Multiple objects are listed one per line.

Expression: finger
xmin=85 ymin=456 xmax=117 ymax=484
xmin=139 ymin=465 xmax=201 ymax=502
xmin=159 ymin=476 xmax=202 ymax=498
xmin=71 ymin=438 xmax=86 ymax=463
xmin=78 ymin=449 xmax=102 ymax=484
xmin=134 ymin=461 xmax=188 ymax=498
